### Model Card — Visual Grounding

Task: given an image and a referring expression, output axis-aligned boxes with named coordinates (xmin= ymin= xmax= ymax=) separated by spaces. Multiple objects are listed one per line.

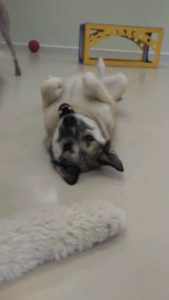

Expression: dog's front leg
xmin=83 ymin=72 xmax=112 ymax=105
xmin=41 ymin=76 xmax=64 ymax=109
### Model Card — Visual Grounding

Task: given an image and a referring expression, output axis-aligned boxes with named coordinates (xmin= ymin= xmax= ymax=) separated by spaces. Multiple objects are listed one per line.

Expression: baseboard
xmin=0 ymin=41 xmax=168 ymax=61
xmin=0 ymin=41 xmax=78 ymax=55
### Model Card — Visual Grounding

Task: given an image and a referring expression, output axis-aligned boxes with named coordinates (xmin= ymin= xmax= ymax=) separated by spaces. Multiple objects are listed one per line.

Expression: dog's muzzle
xmin=58 ymin=103 xmax=75 ymax=119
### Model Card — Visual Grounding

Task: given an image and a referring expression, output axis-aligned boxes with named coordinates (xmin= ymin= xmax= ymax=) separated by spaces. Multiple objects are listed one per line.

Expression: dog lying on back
xmin=41 ymin=58 xmax=128 ymax=185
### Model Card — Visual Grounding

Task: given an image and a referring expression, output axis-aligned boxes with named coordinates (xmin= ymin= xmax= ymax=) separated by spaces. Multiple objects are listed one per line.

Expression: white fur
xmin=0 ymin=201 xmax=126 ymax=284
xmin=52 ymin=126 xmax=62 ymax=158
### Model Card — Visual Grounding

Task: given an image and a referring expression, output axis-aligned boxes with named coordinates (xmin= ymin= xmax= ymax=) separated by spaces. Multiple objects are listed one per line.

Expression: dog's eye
xmin=63 ymin=142 xmax=72 ymax=152
xmin=84 ymin=135 xmax=94 ymax=145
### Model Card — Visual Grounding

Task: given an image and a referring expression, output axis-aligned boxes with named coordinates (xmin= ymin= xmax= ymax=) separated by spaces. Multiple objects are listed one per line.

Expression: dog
xmin=0 ymin=0 xmax=21 ymax=76
xmin=41 ymin=58 xmax=128 ymax=185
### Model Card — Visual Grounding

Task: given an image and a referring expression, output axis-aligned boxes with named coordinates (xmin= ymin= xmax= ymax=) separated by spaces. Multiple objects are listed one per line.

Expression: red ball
xmin=28 ymin=40 xmax=40 ymax=53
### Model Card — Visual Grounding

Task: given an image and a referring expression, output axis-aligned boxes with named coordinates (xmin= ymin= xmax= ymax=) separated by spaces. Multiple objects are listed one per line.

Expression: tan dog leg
xmin=0 ymin=0 xmax=21 ymax=76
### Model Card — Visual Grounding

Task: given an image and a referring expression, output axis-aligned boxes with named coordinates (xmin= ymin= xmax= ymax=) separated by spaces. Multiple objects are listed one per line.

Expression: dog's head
xmin=49 ymin=103 xmax=124 ymax=185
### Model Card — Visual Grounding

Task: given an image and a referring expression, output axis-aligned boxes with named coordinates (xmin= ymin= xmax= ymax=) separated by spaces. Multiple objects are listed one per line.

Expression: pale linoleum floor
xmin=0 ymin=49 xmax=169 ymax=300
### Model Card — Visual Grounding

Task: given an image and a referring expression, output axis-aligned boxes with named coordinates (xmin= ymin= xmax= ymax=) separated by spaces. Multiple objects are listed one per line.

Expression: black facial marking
xmin=61 ymin=165 xmax=80 ymax=185
xmin=59 ymin=115 xmax=92 ymax=142
xmin=84 ymin=134 xmax=94 ymax=146
xmin=48 ymin=145 xmax=80 ymax=185
xmin=63 ymin=115 xmax=76 ymax=127
xmin=63 ymin=142 xmax=73 ymax=152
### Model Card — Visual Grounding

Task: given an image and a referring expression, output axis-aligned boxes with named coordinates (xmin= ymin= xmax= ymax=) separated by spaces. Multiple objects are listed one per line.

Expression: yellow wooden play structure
xmin=79 ymin=23 xmax=164 ymax=68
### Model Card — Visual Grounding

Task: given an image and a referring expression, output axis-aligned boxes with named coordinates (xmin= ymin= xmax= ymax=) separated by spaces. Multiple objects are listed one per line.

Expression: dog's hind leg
xmin=83 ymin=72 xmax=113 ymax=105
xmin=97 ymin=58 xmax=128 ymax=101
xmin=41 ymin=76 xmax=64 ymax=109
xmin=102 ymin=73 xmax=128 ymax=102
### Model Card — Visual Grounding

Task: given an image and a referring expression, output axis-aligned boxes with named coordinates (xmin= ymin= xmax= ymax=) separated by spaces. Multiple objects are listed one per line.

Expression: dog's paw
xmin=116 ymin=73 xmax=128 ymax=88
xmin=47 ymin=76 xmax=64 ymax=98
xmin=41 ymin=76 xmax=64 ymax=101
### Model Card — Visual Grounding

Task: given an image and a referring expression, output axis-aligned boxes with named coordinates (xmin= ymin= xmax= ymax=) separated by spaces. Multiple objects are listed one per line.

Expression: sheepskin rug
xmin=0 ymin=200 xmax=126 ymax=284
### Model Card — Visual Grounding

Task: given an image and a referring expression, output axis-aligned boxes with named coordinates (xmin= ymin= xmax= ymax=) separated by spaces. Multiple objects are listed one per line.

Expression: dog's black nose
xmin=63 ymin=115 xmax=76 ymax=127
xmin=58 ymin=103 xmax=74 ymax=119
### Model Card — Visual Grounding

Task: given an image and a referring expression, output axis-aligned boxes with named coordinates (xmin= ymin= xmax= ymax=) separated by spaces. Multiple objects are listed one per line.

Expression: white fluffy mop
xmin=0 ymin=201 xmax=126 ymax=284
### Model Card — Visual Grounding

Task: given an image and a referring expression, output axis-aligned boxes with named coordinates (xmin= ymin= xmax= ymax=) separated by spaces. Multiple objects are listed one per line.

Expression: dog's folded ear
xmin=58 ymin=165 xmax=80 ymax=185
xmin=97 ymin=141 xmax=124 ymax=172
xmin=51 ymin=160 xmax=80 ymax=185
xmin=49 ymin=147 xmax=80 ymax=185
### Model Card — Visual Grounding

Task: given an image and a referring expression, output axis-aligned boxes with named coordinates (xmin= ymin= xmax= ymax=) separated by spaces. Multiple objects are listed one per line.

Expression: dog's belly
xmin=62 ymin=76 xmax=113 ymax=117
xmin=58 ymin=75 xmax=115 ymax=138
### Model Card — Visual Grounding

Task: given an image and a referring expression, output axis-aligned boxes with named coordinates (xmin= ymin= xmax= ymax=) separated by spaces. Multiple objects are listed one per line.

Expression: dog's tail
xmin=97 ymin=57 xmax=106 ymax=78
xmin=41 ymin=76 xmax=63 ymax=109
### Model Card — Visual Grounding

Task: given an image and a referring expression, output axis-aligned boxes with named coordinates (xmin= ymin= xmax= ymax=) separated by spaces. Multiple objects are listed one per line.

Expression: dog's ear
xmin=49 ymin=147 xmax=80 ymax=185
xmin=57 ymin=165 xmax=80 ymax=185
xmin=97 ymin=141 xmax=124 ymax=172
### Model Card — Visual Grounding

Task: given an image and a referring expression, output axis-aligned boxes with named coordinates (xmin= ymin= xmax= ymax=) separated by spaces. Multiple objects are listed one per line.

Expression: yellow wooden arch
xmin=79 ymin=23 xmax=164 ymax=68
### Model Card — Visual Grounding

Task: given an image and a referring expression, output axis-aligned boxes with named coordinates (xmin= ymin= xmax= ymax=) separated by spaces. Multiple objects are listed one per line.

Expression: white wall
xmin=4 ymin=0 xmax=169 ymax=53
